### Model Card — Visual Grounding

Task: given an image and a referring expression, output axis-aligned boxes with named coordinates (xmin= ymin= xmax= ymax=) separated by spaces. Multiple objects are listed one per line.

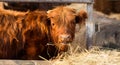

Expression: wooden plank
xmin=86 ymin=3 xmax=95 ymax=49
xmin=1 ymin=0 xmax=93 ymax=3
xmin=0 ymin=60 xmax=52 ymax=65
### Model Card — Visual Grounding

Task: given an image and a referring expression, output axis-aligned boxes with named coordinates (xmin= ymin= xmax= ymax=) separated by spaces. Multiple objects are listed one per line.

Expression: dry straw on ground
xmin=49 ymin=46 xmax=120 ymax=65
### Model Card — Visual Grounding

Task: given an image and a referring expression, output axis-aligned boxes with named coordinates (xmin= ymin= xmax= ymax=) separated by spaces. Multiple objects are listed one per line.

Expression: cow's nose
xmin=59 ymin=34 xmax=71 ymax=42
xmin=60 ymin=34 xmax=71 ymax=39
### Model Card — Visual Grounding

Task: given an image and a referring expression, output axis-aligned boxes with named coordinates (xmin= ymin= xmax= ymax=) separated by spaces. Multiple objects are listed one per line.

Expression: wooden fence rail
xmin=1 ymin=0 xmax=93 ymax=3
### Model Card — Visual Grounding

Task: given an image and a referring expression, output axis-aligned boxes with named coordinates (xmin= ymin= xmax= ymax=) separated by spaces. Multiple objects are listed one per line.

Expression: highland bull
xmin=0 ymin=6 xmax=87 ymax=60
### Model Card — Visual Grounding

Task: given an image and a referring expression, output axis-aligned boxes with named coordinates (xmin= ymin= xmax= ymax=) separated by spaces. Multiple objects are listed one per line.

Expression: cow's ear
xmin=47 ymin=10 xmax=53 ymax=18
xmin=75 ymin=10 xmax=87 ymax=24
xmin=47 ymin=10 xmax=52 ymax=14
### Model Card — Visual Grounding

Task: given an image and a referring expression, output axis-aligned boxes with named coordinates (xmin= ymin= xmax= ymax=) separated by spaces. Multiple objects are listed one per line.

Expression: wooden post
xmin=86 ymin=2 xmax=95 ymax=50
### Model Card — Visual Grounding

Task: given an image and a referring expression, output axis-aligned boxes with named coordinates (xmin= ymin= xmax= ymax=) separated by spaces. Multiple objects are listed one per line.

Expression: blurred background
xmin=1 ymin=0 xmax=120 ymax=13
xmin=94 ymin=0 xmax=120 ymax=14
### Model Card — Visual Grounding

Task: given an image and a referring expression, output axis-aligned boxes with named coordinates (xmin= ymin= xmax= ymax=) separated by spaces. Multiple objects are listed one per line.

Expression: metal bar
xmin=86 ymin=3 xmax=95 ymax=49
xmin=1 ymin=0 xmax=93 ymax=3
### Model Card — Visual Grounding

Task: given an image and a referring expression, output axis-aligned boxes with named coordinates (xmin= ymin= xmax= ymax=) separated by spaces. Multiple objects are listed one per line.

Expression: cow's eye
xmin=51 ymin=23 xmax=55 ymax=26
xmin=52 ymin=23 xmax=54 ymax=26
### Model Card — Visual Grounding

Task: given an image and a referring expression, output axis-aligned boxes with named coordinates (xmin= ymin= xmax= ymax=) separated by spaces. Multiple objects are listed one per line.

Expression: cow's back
xmin=0 ymin=10 xmax=52 ymax=60
xmin=0 ymin=11 xmax=25 ymax=59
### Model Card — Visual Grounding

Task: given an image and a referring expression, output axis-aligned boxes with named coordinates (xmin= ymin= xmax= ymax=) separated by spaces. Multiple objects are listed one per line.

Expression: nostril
xmin=67 ymin=35 xmax=71 ymax=39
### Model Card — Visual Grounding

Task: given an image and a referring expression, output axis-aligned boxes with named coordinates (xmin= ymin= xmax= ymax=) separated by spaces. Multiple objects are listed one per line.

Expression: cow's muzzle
xmin=57 ymin=34 xmax=72 ymax=52
xmin=58 ymin=34 xmax=72 ymax=44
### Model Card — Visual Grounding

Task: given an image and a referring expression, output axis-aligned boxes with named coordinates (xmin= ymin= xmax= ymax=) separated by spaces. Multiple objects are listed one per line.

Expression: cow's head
xmin=47 ymin=6 xmax=87 ymax=52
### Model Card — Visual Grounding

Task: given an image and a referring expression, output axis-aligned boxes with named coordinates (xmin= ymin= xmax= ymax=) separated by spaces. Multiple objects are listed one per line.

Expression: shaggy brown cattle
xmin=0 ymin=9 xmax=51 ymax=60
xmin=0 ymin=6 xmax=87 ymax=60
xmin=47 ymin=6 xmax=87 ymax=52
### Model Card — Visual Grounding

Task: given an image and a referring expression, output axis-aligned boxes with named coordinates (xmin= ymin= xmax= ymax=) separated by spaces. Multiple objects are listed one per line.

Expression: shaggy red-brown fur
xmin=0 ymin=9 xmax=52 ymax=59
xmin=0 ymin=9 xmax=27 ymax=59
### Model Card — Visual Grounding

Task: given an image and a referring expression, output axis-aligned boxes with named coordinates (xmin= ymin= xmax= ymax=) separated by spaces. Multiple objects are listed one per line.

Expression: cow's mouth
xmin=56 ymin=41 xmax=71 ymax=52
xmin=60 ymin=41 xmax=71 ymax=44
xmin=56 ymin=36 xmax=73 ymax=51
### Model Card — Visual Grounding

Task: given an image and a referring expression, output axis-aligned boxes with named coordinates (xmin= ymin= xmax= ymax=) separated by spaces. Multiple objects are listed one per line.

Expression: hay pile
xmin=50 ymin=47 xmax=120 ymax=65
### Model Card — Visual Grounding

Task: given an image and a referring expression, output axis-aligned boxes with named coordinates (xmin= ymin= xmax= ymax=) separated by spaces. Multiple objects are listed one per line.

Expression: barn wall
xmin=3 ymin=2 xmax=70 ymax=11
xmin=94 ymin=0 xmax=120 ymax=14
